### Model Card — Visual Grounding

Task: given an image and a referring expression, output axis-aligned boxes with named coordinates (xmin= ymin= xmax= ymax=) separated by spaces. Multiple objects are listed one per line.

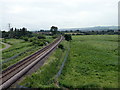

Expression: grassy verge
xmin=19 ymin=41 xmax=68 ymax=88
xmin=1 ymin=39 xmax=40 ymax=70
xmin=2 ymin=37 xmax=54 ymax=70
xmin=58 ymin=35 xmax=118 ymax=88
xmin=2 ymin=39 xmax=32 ymax=60
xmin=0 ymin=43 xmax=6 ymax=49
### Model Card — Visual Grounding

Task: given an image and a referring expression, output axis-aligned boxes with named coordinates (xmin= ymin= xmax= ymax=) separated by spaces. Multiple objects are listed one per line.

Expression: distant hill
xmin=59 ymin=26 xmax=118 ymax=31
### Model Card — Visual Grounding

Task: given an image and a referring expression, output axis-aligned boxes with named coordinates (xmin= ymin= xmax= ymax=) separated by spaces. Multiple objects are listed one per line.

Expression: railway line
xmin=0 ymin=36 xmax=63 ymax=89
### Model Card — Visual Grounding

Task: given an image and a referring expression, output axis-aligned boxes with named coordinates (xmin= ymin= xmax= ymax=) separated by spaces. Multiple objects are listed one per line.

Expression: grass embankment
xmin=58 ymin=35 xmax=118 ymax=88
xmin=19 ymin=41 xmax=68 ymax=88
xmin=0 ymin=43 xmax=5 ymax=49
xmin=2 ymin=36 xmax=54 ymax=70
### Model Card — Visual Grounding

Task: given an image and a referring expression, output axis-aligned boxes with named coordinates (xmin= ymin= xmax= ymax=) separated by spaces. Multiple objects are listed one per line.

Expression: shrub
xmin=37 ymin=35 xmax=46 ymax=39
xmin=58 ymin=44 xmax=64 ymax=50
xmin=52 ymin=35 xmax=58 ymax=39
xmin=29 ymin=37 xmax=37 ymax=42
xmin=21 ymin=37 xmax=29 ymax=41
xmin=64 ymin=34 xmax=72 ymax=41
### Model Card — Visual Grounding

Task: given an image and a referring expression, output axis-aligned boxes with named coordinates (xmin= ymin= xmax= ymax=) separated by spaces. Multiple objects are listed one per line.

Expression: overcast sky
xmin=0 ymin=0 xmax=119 ymax=31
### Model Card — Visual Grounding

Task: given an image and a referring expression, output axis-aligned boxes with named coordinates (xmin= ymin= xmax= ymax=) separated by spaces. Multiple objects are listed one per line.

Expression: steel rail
xmin=1 ymin=37 xmax=60 ymax=81
xmin=0 ymin=36 xmax=63 ymax=89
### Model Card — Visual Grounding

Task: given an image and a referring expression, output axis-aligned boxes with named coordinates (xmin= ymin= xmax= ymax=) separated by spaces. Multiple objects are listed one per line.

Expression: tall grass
xmin=59 ymin=35 xmax=118 ymax=88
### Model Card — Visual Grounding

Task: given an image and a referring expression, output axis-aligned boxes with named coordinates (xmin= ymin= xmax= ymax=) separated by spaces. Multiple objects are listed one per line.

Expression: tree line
xmin=2 ymin=27 xmax=32 ymax=39
xmin=82 ymin=30 xmax=120 ymax=35
xmin=62 ymin=29 xmax=120 ymax=35
xmin=1 ymin=26 xmax=73 ymax=42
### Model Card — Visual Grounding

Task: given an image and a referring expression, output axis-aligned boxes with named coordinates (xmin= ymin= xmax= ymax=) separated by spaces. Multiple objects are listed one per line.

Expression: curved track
xmin=0 ymin=36 xmax=63 ymax=89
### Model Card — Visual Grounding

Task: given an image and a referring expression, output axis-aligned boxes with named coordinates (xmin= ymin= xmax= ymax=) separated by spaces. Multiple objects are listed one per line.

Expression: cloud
xmin=8 ymin=6 xmax=27 ymax=14
xmin=0 ymin=0 xmax=119 ymax=30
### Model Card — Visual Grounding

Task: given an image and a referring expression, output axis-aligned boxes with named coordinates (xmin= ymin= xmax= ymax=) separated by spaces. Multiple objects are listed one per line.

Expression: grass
xmin=19 ymin=41 xmax=68 ymax=88
xmin=2 ymin=39 xmax=32 ymax=60
xmin=1 ymin=37 xmax=54 ymax=70
xmin=0 ymin=43 xmax=6 ymax=49
xmin=1 ymin=39 xmax=40 ymax=70
xmin=2 ymin=35 xmax=118 ymax=88
xmin=58 ymin=35 xmax=118 ymax=88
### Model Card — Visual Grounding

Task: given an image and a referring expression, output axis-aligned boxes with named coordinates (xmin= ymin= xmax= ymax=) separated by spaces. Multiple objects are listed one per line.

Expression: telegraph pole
xmin=8 ymin=23 xmax=11 ymax=31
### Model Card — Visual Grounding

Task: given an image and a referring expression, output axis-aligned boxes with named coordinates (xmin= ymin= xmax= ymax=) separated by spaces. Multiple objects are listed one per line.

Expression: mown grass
xmin=1 ymin=37 xmax=54 ymax=70
xmin=19 ymin=41 xmax=68 ymax=88
xmin=58 ymin=35 xmax=118 ymax=88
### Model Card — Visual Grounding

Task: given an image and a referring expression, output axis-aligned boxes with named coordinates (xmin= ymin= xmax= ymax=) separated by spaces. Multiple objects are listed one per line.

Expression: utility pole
xmin=8 ymin=23 xmax=11 ymax=31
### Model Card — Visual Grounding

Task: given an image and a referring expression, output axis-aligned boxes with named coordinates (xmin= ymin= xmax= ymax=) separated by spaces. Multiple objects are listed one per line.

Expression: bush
xmin=2 ymin=39 xmax=6 ymax=43
xmin=24 ymin=38 xmax=28 ymax=41
xmin=32 ymin=39 xmax=46 ymax=46
xmin=37 ymin=35 xmax=46 ymax=39
xmin=52 ymin=35 xmax=58 ymax=39
xmin=29 ymin=37 xmax=37 ymax=42
xmin=21 ymin=36 xmax=29 ymax=41
xmin=38 ymin=41 xmax=44 ymax=46
xmin=58 ymin=44 xmax=64 ymax=50
xmin=64 ymin=34 xmax=72 ymax=41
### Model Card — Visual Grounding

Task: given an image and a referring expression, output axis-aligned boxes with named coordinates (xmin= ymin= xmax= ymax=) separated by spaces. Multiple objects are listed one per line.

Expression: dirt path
xmin=0 ymin=42 xmax=11 ymax=51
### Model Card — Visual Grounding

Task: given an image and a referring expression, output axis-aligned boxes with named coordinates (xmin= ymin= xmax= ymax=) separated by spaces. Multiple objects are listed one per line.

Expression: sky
xmin=0 ymin=0 xmax=119 ymax=31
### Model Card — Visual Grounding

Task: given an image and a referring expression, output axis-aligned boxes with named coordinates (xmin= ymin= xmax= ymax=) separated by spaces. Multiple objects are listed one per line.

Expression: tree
xmin=20 ymin=27 xmax=27 ymax=36
xmin=9 ymin=28 xmax=14 ymax=38
xmin=75 ymin=30 xmax=79 ymax=33
xmin=50 ymin=26 xmax=58 ymax=35
xmin=2 ymin=27 xmax=32 ymax=39
xmin=64 ymin=34 xmax=72 ymax=41
xmin=10 ymin=28 xmax=13 ymax=32
xmin=40 ymin=30 xmax=44 ymax=32
xmin=2 ymin=31 xmax=9 ymax=38
xmin=70 ymin=30 xmax=73 ymax=32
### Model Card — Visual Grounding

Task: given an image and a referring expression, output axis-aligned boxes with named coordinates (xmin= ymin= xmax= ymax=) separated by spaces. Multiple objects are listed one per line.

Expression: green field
xmin=59 ymin=35 xmax=118 ymax=88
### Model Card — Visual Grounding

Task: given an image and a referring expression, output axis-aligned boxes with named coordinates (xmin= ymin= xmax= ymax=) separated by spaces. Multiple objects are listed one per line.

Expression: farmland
xmin=58 ymin=35 xmax=118 ymax=88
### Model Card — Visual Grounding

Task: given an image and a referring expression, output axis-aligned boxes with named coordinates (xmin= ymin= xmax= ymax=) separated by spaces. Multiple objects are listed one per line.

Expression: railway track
xmin=0 ymin=36 xmax=63 ymax=89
